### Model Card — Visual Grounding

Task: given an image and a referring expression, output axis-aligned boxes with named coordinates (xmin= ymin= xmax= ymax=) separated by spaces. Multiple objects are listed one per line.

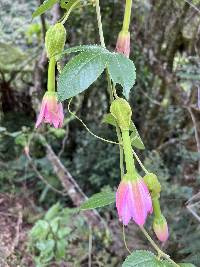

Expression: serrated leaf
xmin=122 ymin=250 xmax=162 ymax=267
xmin=130 ymin=122 xmax=145 ymax=150
xmin=58 ymin=51 xmax=106 ymax=101
xmin=57 ymin=45 xmax=136 ymax=100
xmin=32 ymin=0 xmax=58 ymax=18
xmin=60 ymin=0 xmax=81 ymax=11
xmin=56 ymin=44 xmax=108 ymax=60
xmin=80 ymin=191 xmax=115 ymax=210
xmin=107 ymin=53 xmax=136 ymax=99
xmin=44 ymin=203 xmax=61 ymax=221
xmin=179 ymin=264 xmax=196 ymax=267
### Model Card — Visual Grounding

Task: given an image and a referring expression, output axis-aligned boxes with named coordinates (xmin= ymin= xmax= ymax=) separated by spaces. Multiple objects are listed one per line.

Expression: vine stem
xmin=95 ymin=0 xmax=106 ymax=48
xmin=132 ymin=149 xmax=149 ymax=174
xmin=68 ymin=98 xmax=119 ymax=145
xmin=140 ymin=227 xmax=180 ymax=267
xmin=122 ymin=0 xmax=132 ymax=32
xmin=122 ymin=225 xmax=131 ymax=254
xmin=95 ymin=3 xmax=180 ymax=267
xmin=95 ymin=0 xmax=124 ymax=179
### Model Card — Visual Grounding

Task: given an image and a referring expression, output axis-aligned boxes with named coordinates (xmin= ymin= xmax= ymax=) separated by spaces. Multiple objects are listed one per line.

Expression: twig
xmin=187 ymin=202 xmax=200 ymax=222
xmin=25 ymin=148 xmax=66 ymax=196
xmin=122 ymin=225 xmax=131 ymax=254
xmin=140 ymin=227 xmax=180 ymax=267
xmin=45 ymin=142 xmax=109 ymax=229
xmin=182 ymin=0 xmax=200 ymax=14
xmin=88 ymin=224 xmax=92 ymax=267
xmin=7 ymin=206 xmax=23 ymax=257
xmin=187 ymin=107 xmax=200 ymax=174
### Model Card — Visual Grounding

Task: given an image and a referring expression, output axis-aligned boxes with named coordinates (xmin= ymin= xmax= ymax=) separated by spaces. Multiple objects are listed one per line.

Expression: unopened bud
xmin=110 ymin=98 xmax=132 ymax=130
xmin=143 ymin=173 xmax=161 ymax=195
xmin=45 ymin=23 xmax=66 ymax=58
xmin=153 ymin=215 xmax=169 ymax=242
xmin=116 ymin=31 xmax=130 ymax=58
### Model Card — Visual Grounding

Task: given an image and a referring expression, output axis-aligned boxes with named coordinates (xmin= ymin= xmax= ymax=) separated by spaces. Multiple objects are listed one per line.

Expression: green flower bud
xmin=110 ymin=98 xmax=132 ymax=130
xmin=143 ymin=173 xmax=161 ymax=194
xmin=45 ymin=23 xmax=66 ymax=58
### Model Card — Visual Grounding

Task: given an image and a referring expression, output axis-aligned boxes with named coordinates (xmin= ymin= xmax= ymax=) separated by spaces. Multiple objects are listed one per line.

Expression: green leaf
xmin=56 ymin=44 xmax=108 ymax=60
xmin=58 ymin=51 xmax=106 ymax=101
xmin=32 ymin=0 xmax=58 ymax=18
xmin=44 ymin=203 xmax=61 ymax=221
xmin=55 ymin=239 xmax=66 ymax=260
xmin=57 ymin=227 xmax=71 ymax=239
xmin=30 ymin=220 xmax=49 ymax=240
xmin=107 ymin=53 xmax=136 ymax=99
xmin=179 ymin=264 xmax=196 ymax=267
xmin=80 ymin=191 xmax=115 ymax=210
xmin=57 ymin=45 xmax=136 ymax=100
xmin=36 ymin=240 xmax=55 ymax=252
xmin=60 ymin=0 xmax=81 ymax=11
xmin=130 ymin=122 xmax=145 ymax=150
xmin=122 ymin=250 xmax=162 ymax=267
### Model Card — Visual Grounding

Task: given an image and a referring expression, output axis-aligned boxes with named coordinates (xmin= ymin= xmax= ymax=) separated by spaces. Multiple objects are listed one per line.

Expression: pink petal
xmin=35 ymin=99 xmax=47 ymax=128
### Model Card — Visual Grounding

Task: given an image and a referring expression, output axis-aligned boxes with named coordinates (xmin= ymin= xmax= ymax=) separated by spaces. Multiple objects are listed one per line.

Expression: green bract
xmin=110 ymin=98 xmax=132 ymax=130
xmin=45 ymin=23 xmax=66 ymax=58
xmin=143 ymin=173 xmax=161 ymax=194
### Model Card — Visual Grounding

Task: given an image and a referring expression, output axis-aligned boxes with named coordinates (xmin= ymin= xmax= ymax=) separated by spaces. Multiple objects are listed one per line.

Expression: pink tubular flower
xmin=115 ymin=31 xmax=130 ymax=58
xmin=153 ymin=215 xmax=169 ymax=242
xmin=116 ymin=177 xmax=153 ymax=226
xmin=35 ymin=92 xmax=64 ymax=128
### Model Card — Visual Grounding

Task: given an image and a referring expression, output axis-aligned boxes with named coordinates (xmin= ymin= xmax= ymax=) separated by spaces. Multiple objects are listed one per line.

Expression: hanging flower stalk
xmin=116 ymin=0 xmax=132 ymax=57
xmin=36 ymin=23 xmax=66 ymax=128
xmin=144 ymin=173 xmax=169 ymax=242
xmin=111 ymin=98 xmax=153 ymax=226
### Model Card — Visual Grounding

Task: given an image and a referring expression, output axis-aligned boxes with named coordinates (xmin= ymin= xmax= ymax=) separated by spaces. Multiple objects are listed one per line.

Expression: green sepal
xmin=45 ymin=23 xmax=66 ymax=58
xmin=110 ymin=98 xmax=132 ymax=130
xmin=153 ymin=214 xmax=167 ymax=228
xmin=130 ymin=122 xmax=145 ymax=150
xmin=143 ymin=173 xmax=161 ymax=194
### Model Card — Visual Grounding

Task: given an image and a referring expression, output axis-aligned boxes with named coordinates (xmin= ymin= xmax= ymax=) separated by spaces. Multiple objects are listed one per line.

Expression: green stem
xmin=121 ymin=130 xmax=135 ymax=174
xmin=95 ymin=0 xmax=106 ymax=48
xmin=47 ymin=57 xmax=56 ymax=92
xmin=122 ymin=225 xmax=131 ymax=254
xmin=132 ymin=149 xmax=149 ymax=174
xmin=96 ymin=1 xmax=124 ymax=179
xmin=140 ymin=227 xmax=180 ymax=267
xmin=152 ymin=197 xmax=162 ymax=219
xmin=122 ymin=0 xmax=132 ymax=32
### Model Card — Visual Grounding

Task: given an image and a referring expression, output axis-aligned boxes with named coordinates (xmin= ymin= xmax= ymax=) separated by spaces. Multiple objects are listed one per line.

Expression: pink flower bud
xmin=115 ymin=31 xmax=130 ymax=58
xmin=35 ymin=92 xmax=64 ymax=128
xmin=116 ymin=177 xmax=153 ymax=226
xmin=153 ymin=215 xmax=169 ymax=242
